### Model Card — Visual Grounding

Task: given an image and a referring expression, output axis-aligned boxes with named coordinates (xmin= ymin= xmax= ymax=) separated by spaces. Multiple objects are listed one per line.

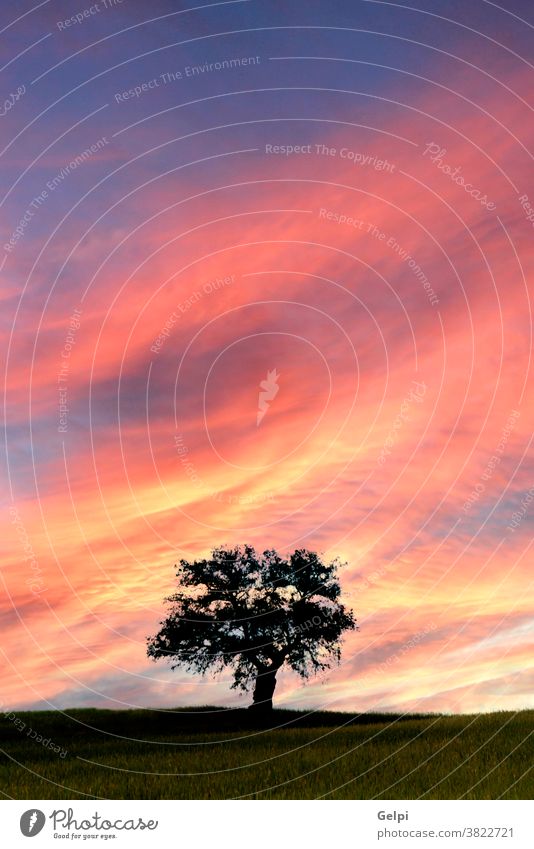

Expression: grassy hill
xmin=1 ymin=707 xmax=532 ymax=799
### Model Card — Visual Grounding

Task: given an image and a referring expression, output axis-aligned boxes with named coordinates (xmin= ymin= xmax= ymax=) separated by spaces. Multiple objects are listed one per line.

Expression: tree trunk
xmin=249 ymin=666 xmax=278 ymax=710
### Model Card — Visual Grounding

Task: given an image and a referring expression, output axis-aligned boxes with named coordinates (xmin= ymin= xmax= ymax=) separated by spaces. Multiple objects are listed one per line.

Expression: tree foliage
xmin=147 ymin=546 xmax=356 ymax=707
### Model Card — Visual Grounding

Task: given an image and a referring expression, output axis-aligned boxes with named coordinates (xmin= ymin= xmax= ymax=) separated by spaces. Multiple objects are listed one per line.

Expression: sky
xmin=1 ymin=0 xmax=534 ymax=716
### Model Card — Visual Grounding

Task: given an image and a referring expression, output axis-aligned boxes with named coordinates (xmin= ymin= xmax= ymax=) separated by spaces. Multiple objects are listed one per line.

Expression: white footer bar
xmin=3 ymin=800 xmax=532 ymax=848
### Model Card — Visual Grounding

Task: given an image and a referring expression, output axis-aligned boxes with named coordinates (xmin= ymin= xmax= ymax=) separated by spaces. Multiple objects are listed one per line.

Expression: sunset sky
xmin=2 ymin=0 xmax=533 ymax=716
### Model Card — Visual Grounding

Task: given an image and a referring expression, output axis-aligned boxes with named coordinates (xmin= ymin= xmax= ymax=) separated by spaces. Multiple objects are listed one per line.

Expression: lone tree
xmin=147 ymin=545 xmax=356 ymax=710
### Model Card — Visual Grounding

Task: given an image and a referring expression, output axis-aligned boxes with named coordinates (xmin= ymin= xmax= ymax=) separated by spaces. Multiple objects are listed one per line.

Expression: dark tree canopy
xmin=147 ymin=546 xmax=357 ymax=709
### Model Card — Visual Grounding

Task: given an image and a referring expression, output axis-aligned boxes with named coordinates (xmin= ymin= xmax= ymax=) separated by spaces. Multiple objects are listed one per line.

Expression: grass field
xmin=1 ymin=707 xmax=532 ymax=799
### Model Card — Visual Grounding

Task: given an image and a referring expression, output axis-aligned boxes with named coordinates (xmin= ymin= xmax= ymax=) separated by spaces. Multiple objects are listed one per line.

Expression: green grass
xmin=1 ymin=707 xmax=532 ymax=799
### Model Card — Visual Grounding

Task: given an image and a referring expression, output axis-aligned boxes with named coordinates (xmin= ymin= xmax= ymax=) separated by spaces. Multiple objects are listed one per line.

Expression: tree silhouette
xmin=147 ymin=545 xmax=356 ymax=710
